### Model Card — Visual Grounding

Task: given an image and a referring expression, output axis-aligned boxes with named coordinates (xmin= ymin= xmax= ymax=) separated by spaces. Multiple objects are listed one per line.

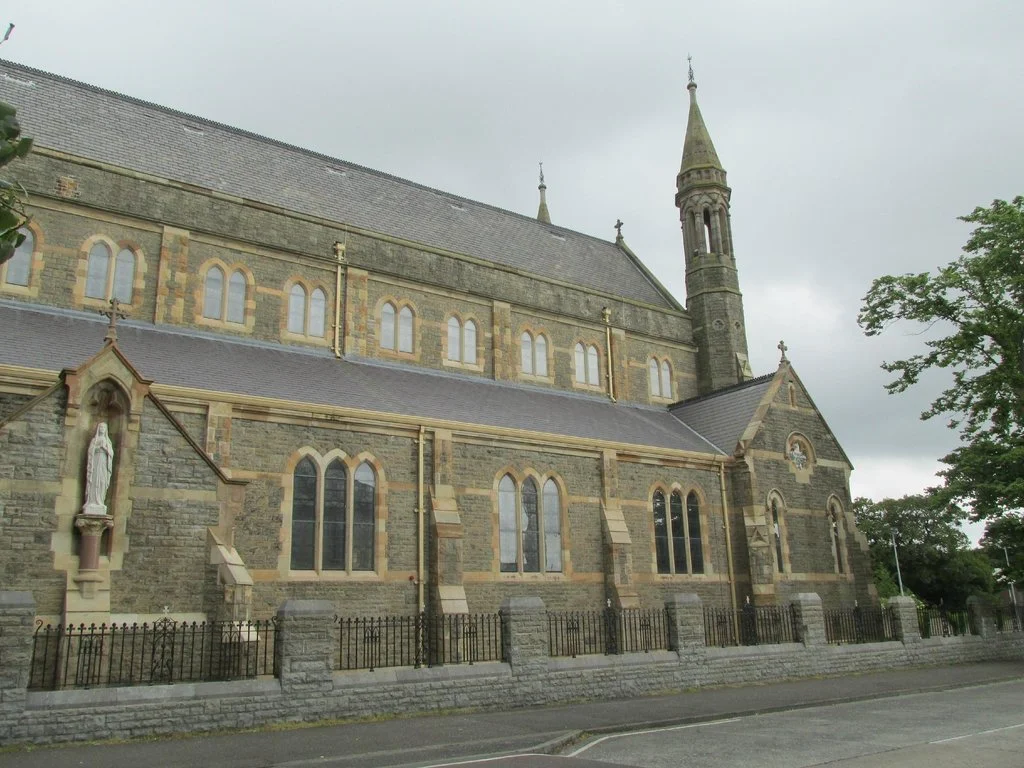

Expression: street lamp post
xmin=1004 ymin=546 xmax=1018 ymax=606
xmin=891 ymin=531 xmax=905 ymax=597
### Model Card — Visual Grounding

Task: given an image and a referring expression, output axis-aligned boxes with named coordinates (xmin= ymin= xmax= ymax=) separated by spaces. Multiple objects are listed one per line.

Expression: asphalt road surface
xmin=551 ymin=679 xmax=1024 ymax=768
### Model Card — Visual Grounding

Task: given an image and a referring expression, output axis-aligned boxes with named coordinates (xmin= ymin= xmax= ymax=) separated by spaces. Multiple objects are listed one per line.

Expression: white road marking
xmin=930 ymin=721 xmax=1024 ymax=744
xmin=566 ymin=717 xmax=742 ymax=757
xmin=416 ymin=754 xmax=551 ymax=767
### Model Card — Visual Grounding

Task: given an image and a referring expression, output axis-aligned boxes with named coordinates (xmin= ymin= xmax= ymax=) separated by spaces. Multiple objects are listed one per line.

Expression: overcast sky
xmin=5 ymin=2 xmax=1022 ymax=539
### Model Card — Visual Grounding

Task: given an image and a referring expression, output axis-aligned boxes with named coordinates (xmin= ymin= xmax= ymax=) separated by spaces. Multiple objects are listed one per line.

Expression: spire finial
xmin=687 ymin=54 xmax=695 ymax=85
xmin=614 ymin=218 xmax=624 ymax=242
xmin=536 ymin=162 xmax=551 ymax=224
xmin=778 ymin=340 xmax=789 ymax=363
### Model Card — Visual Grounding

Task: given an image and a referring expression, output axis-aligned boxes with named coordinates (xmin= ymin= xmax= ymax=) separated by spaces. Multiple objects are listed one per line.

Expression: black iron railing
xmin=703 ymin=604 xmax=800 ymax=647
xmin=29 ymin=618 xmax=277 ymax=691
xmin=823 ymin=605 xmax=897 ymax=644
xmin=917 ymin=607 xmax=977 ymax=638
xmin=547 ymin=608 xmax=669 ymax=657
xmin=994 ymin=604 xmax=1023 ymax=632
xmin=336 ymin=613 xmax=504 ymax=671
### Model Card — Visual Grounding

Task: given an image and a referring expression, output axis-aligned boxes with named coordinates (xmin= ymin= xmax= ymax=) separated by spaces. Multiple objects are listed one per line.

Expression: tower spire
xmin=536 ymin=162 xmax=551 ymax=224
xmin=674 ymin=62 xmax=750 ymax=394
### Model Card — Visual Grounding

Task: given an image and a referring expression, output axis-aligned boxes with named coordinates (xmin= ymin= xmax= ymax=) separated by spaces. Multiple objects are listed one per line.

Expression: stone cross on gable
xmin=100 ymin=298 xmax=128 ymax=346
xmin=777 ymin=339 xmax=789 ymax=363
xmin=614 ymin=219 xmax=624 ymax=240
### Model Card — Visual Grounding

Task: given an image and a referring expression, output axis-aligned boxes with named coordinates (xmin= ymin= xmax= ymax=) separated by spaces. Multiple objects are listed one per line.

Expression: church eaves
xmin=0 ymin=61 xmax=677 ymax=311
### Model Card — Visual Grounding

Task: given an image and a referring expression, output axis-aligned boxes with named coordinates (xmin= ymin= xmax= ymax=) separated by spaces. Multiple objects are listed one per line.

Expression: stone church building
xmin=0 ymin=61 xmax=875 ymax=627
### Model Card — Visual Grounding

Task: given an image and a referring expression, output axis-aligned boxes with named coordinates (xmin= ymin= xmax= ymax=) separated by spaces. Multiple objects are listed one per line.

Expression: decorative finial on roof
xmin=778 ymin=339 xmax=789 ymax=364
xmin=614 ymin=218 xmax=624 ymax=242
xmin=687 ymin=54 xmax=695 ymax=86
xmin=536 ymin=161 xmax=551 ymax=224
xmin=100 ymin=298 xmax=128 ymax=346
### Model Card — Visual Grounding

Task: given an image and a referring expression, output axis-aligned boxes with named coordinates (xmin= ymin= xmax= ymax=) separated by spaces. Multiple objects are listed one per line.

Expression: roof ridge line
xmin=669 ymin=372 xmax=775 ymax=408
xmin=0 ymin=59 xmax=621 ymax=250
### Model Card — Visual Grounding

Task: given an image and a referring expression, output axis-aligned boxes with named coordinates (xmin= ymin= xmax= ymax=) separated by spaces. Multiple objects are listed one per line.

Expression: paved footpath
xmin=4 ymin=661 xmax=1023 ymax=768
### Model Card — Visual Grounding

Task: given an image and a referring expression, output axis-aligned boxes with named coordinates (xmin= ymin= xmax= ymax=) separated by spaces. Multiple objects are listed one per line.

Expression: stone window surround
xmin=572 ymin=340 xmax=603 ymax=391
xmin=0 ymin=220 xmax=44 ymax=298
xmin=648 ymin=356 xmax=674 ymax=401
xmin=827 ymin=494 xmax=848 ymax=576
xmin=785 ymin=431 xmax=815 ymax=484
xmin=517 ymin=326 xmax=552 ymax=382
xmin=194 ymin=257 xmax=256 ymax=333
xmin=279 ymin=447 xmax=388 ymax=580
xmin=282 ymin=276 xmax=331 ymax=345
xmin=494 ymin=468 xmax=567 ymax=578
xmin=73 ymin=234 xmax=147 ymax=312
xmin=649 ymin=482 xmax=711 ymax=577
xmin=442 ymin=311 xmax=484 ymax=371
xmin=767 ymin=489 xmax=791 ymax=576
xmin=375 ymin=296 xmax=418 ymax=359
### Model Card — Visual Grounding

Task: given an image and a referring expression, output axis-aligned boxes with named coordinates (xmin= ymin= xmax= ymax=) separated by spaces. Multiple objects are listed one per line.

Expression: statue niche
xmin=74 ymin=380 xmax=127 ymax=559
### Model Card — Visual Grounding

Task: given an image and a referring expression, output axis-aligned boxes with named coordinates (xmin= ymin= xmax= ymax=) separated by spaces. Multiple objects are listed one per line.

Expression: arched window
xmin=287 ymin=285 xmax=327 ymax=337
xmin=660 ymin=360 xmax=672 ymax=399
xmin=543 ymin=478 xmax=562 ymax=572
xmin=290 ymin=457 xmax=318 ymax=571
xmin=203 ymin=266 xmax=224 ymax=319
xmin=520 ymin=331 xmax=549 ymax=376
xmin=534 ymin=334 xmax=548 ymax=376
xmin=226 ymin=271 xmax=246 ymax=324
xmin=309 ymin=288 xmax=327 ymax=337
xmin=574 ymin=343 xmax=599 ymax=385
xmin=648 ymin=358 xmax=660 ymax=397
xmin=828 ymin=499 xmax=845 ymax=574
xmin=2 ymin=227 xmax=33 ymax=286
xmin=686 ymin=491 xmax=704 ymax=574
xmin=702 ymin=208 xmax=713 ymax=253
xmin=398 ymin=306 xmax=413 ymax=352
xmin=770 ymin=493 xmax=786 ymax=574
xmin=653 ymin=489 xmax=704 ymax=574
xmin=381 ymin=302 xmax=396 ymax=350
xmin=85 ymin=242 xmax=136 ymax=303
xmin=653 ymin=490 xmax=670 ymax=573
xmin=520 ymin=332 xmax=533 ymax=374
xmin=290 ymin=456 xmax=377 ymax=573
xmin=649 ymin=357 xmax=674 ymax=398
xmin=498 ymin=473 xmax=562 ymax=574
xmin=288 ymin=284 xmax=307 ymax=334
xmin=203 ymin=266 xmax=247 ymax=324
xmin=447 ymin=317 xmax=478 ymax=364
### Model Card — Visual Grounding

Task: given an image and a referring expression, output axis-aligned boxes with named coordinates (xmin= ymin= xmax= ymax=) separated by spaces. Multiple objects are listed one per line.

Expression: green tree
xmin=980 ymin=513 xmax=1024 ymax=589
xmin=0 ymin=100 xmax=33 ymax=266
xmin=858 ymin=197 xmax=1024 ymax=520
xmin=853 ymin=495 xmax=994 ymax=606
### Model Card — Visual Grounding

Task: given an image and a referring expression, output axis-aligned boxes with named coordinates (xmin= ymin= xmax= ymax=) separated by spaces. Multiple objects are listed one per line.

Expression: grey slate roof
xmin=0 ymin=302 xmax=720 ymax=455
xmin=0 ymin=61 xmax=676 ymax=310
xmin=669 ymin=374 xmax=775 ymax=454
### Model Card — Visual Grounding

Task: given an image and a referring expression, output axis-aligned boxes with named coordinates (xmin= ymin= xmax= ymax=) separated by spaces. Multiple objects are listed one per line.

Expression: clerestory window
xmin=574 ymin=343 xmax=600 ymax=386
xmin=380 ymin=301 xmax=414 ymax=353
xmin=2 ymin=227 xmax=33 ymax=287
xmin=203 ymin=266 xmax=247 ymax=323
xmin=519 ymin=331 xmax=549 ymax=377
xmin=287 ymin=284 xmax=327 ymax=337
xmin=446 ymin=316 xmax=478 ymax=364
xmin=648 ymin=357 xmax=673 ymax=398
xmin=86 ymin=242 xmax=136 ymax=304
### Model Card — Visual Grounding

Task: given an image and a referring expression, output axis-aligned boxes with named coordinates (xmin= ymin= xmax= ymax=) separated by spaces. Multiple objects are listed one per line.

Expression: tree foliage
xmin=859 ymin=197 xmax=1024 ymax=519
xmin=853 ymin=495 xmax=995 ymax=607
xmin=980 ymin=513 xmax=1024 ymax=588
xmin=0 ymin=100 xmax=33 ymax=266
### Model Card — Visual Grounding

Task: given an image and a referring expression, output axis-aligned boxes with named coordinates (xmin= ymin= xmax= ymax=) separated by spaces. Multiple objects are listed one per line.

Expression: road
xmin=554 ymin=679 xmax=1024 ymax=768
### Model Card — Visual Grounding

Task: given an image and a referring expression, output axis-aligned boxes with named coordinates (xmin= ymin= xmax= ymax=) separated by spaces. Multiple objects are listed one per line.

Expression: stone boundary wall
xmin=1 ymin=592 xmax=1021 ymax=746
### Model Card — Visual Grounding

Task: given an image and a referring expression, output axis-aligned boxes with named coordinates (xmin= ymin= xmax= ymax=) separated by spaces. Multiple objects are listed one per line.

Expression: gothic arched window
xmin=290 ymin=457 xmax=377 ymax=573
xmin=828 ymin=498 xmax=845 ymax=574
xmin=686 ymin=491 xmax=704 ymax=574
xmin=203 ymin=266 xmax=247 ymax=324
xmin=446 ymin=316 xmax=478 ymax=364
xmin=2 ymin=227 xmax=33 ymax=287
xmin=380 ymin=302 xmax=415 ymax=353
xmin=769 ymin=493 xmax=787 ymax=574
xmin=86 ymin=242 xmax=136 ymax=303
xmin=649 ymin=357 xmax=673 ymax=398
xmin=288 ymin=284 xmax=327 ymax=337
xmin=498 ymin=473 xmax=562 ymax=574
xmin=574 ymin=343 xmax=600 ymax=385
xmin=520 ymin=331 xmax=549 ymax=377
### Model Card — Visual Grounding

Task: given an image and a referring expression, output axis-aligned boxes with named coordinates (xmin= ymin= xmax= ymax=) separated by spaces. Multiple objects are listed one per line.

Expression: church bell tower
xmin=675 ymin=63 xmax=751 ymax=395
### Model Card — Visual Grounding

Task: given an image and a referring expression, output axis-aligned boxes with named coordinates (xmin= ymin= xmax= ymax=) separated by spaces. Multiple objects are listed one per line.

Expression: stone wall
xmin=1 ymin=590 xmax=1021 ymax=747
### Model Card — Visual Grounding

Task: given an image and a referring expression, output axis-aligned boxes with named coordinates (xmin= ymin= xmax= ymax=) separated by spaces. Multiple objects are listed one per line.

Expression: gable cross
xmin=614 ymin=219 xmax=624 ymax=240
xmin=777 ymin=339 xmax=789 ymax=363
xmin=100 ymin=298 xmax=128 ymax=346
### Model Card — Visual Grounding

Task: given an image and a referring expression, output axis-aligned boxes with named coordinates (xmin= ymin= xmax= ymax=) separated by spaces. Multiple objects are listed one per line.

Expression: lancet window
xmin=287 ymin=284 xmax=327 ymax=337
xmin=2 ymin=227 xmax=33 ymax=287
xmin=380 ymin=301 xmax=414 ymax=353
xmin=520 ymin=331 xmax=549 ymax=376
xmin=446 ymin=316 xmax=478 ymax=364
xmin=203 ymin=266 xmax=247 ymax=323
xmin=498 ymin=474 xmax=562 ymax=573
xmin=574 ymin=343 xmax=600 ymax=386
xmin=653 ymin=489 xmax=704 ymax=574
xmin=86 ymin=242 xmax=136 ymax=303
xmin=648 ymin=357 xmax=673 ymax=398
